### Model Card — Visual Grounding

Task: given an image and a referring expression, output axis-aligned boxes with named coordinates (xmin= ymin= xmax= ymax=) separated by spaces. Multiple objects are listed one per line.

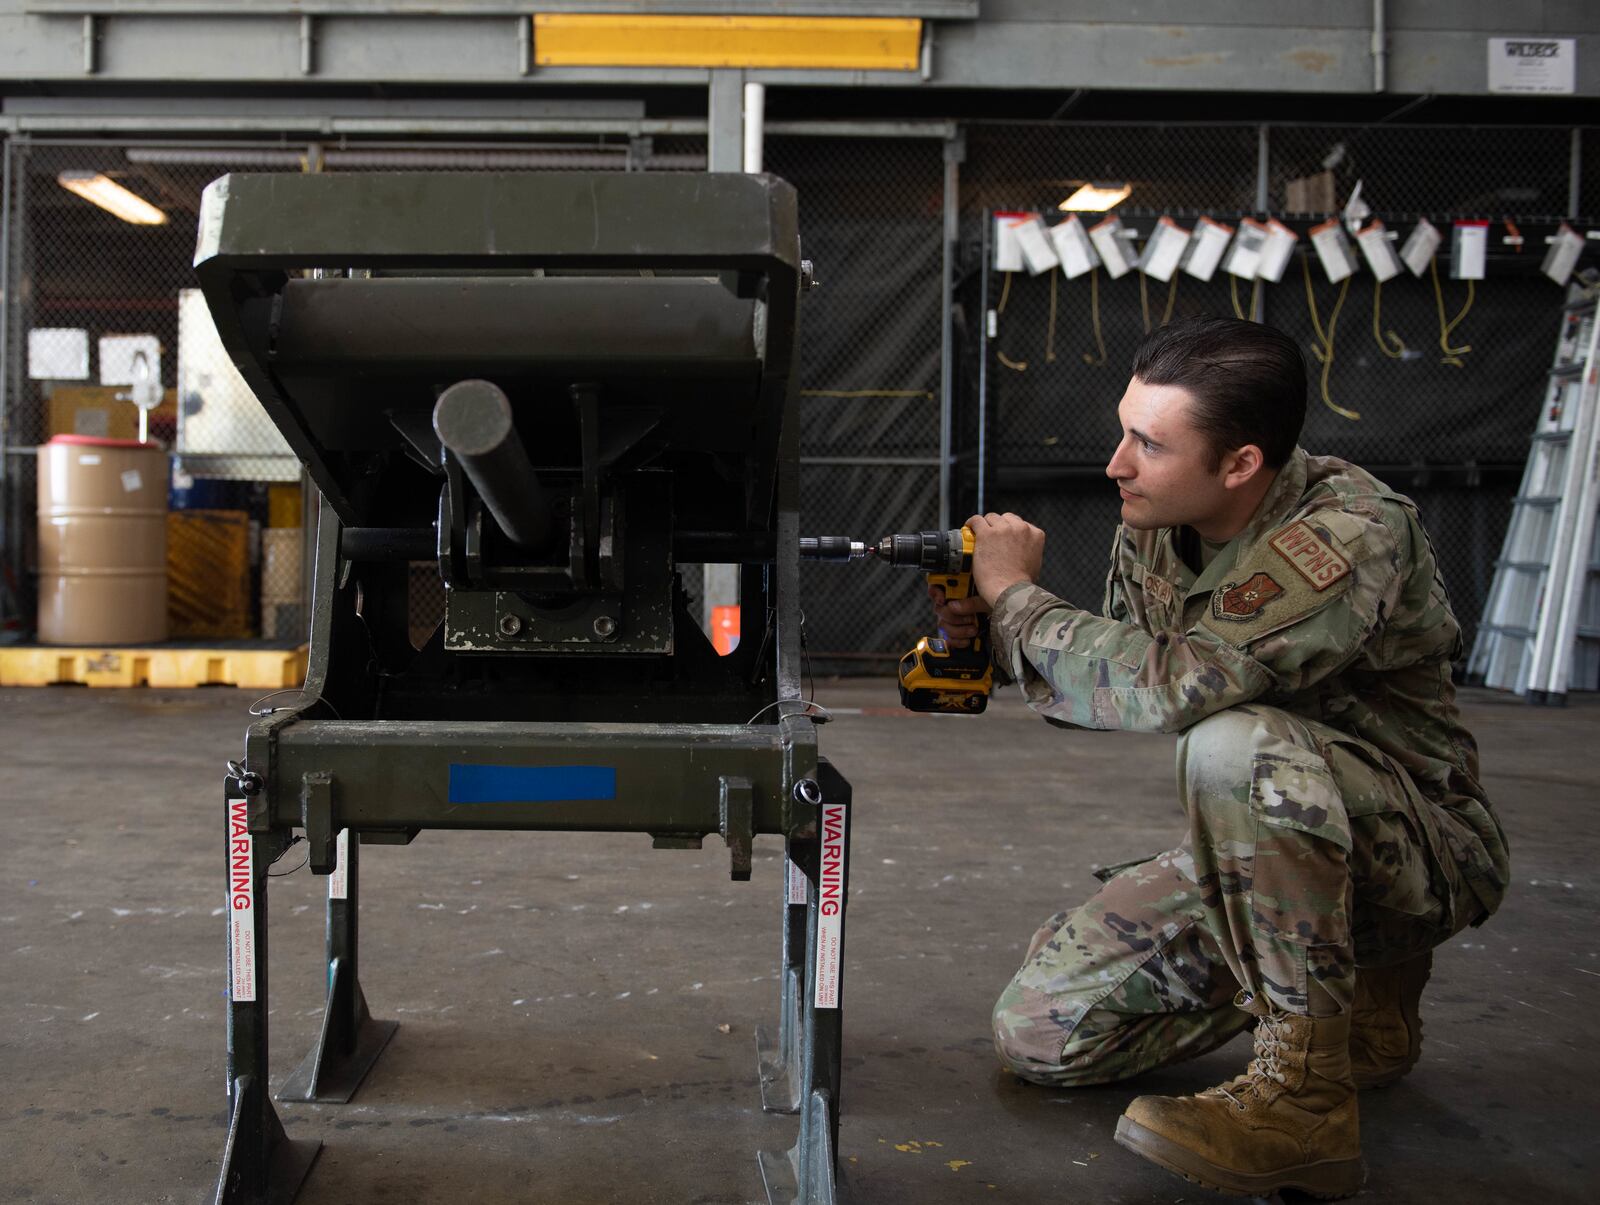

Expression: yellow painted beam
xmin=533 ymin=14 xmax=922 ymax=71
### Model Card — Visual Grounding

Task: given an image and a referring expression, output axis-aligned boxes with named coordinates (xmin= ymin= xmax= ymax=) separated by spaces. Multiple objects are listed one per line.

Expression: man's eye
xmin=1140 ymin=440 xmax=1158 ymax=454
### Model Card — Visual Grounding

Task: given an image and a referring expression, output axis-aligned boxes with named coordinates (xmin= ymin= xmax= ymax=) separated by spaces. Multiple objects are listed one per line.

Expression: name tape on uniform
xmin=813 ymin=803 xmax=847 ymax=1009
xmin=1141 ymin=570 xmax=1174 ymax=608
xmin=226 ymin=796 xmax=257 ymax=1003
xmin=1269 ymin=521 xmax=1351 ymax=590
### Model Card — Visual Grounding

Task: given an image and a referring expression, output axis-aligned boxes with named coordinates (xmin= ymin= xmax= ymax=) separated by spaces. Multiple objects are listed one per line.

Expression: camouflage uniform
xmin=989 ymin=448 xmax=1509 ymax=1087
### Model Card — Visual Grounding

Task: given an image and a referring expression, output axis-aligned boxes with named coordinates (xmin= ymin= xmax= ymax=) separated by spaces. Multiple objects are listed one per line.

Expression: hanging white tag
xmin=226 ymin=796 xmax=257 ymax=1003
xmin=993 ymin=212 xmax=1026 ymax=272
xmin=328 ymin=829 xmax=350 ymax=900
xmin=1451 ymin=221 xmax=1489 ymax=280
xmin=1138 ymin=217 xmax=1191 ymax=283
xmin=1340 ymin=180 xmax=1371 ymax=235
xmin=1223 ymin=219 xmax=1270 ymax=279
xmin=1013 ymin=215 xmax=1060 ymax=275
xmin=1181 ymin=218 xmax=1233 ymax=282
xmin=1309 ymin=219 xmax=1358 ymax=283
xmin=1256 ymin=220 xmax=1300 ymax=283
xmin=1400 ymin=219 xmax=1442 ymax=278
xmin=1541 ymin=223 xmax=1585 ymax=286
xmin=812 ymin=803 xmax=847 ymax=1009
xmin=1355 ymin=221 xmax=1403 ymax=283
xmin=1088 ymin=216 xmax=1134 ymax=279
xmin=1049 ymin=214 xmax=1100 ymax=279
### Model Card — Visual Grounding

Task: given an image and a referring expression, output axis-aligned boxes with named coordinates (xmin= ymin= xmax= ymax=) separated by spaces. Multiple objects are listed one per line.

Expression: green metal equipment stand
xmin=197 ymin=171 xmax=847 ymax=1205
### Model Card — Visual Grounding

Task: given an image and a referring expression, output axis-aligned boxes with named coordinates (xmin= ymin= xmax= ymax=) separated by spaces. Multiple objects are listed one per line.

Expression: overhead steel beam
xmin=3 ymin=8 xmax=1594 ymax=94
xmin=24 ymin=2 xmax=977 ymax=14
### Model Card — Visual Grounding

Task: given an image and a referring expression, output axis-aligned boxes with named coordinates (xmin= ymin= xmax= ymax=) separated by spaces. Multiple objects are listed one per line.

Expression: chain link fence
xmin=2 ymin=122 xmax=1595 ymax=674
xmin=764 ymin=134 xmax=946 ymax=674
xmin=957 ymin=121 xmax=1597 ymax=661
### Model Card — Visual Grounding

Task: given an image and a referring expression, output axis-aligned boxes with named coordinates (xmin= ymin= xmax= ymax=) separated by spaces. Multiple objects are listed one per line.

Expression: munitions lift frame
xmin=197 ymin=172 xmax=849 ymax=1205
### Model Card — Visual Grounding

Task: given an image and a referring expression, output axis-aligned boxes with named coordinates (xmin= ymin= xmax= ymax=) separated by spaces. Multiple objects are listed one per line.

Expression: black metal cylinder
xmin=431 ymin=379 xmax=551 ymax=552
xmin=798 ymin=536 xmax=860 ymax=563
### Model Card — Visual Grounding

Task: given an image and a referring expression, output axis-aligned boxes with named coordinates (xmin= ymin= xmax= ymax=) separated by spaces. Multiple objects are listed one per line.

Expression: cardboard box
xmin=168 ymin=509 xmax=252 ymax=638
xmin=47 ymin=384 xmax=177 ymax=443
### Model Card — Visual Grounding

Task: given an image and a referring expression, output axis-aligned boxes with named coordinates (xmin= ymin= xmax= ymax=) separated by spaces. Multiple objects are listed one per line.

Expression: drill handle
xmin=930 ymin=571 xmax=988 ymax=653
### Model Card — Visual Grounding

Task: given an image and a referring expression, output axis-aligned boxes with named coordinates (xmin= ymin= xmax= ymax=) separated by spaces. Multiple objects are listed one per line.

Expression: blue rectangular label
xmin=448 ymin=764 xmax=617 ymax=804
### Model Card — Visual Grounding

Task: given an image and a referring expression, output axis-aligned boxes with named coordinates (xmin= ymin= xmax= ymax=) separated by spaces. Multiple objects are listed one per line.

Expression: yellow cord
xmin=1046 ymin=270 xmax=1058 ymax=362
xmin=1230 ymin=273 xmax=1246 ymax=320
xmin=1249 ymin=278 xmax=1262 ymax=321
xmin=1302 ymin=254 xmax=1329 ymax=351
xmin=993 ymin=268 xmax=1024 ymax=369
xmin=1430 ymin=257 xmax=1474 ymax=367
xmin=1162 ymin=272 xmax=1180 ymax=326
xmin=1083 ymin=267 xmax=1107 ymax=366
xmin=1371 ymin=278 xmax=1407 ymax=359
xmin=1302 ymin=255 xmax=1360 ymax=420
xmin=1139 ymin=271 xmax=1152 ymax=334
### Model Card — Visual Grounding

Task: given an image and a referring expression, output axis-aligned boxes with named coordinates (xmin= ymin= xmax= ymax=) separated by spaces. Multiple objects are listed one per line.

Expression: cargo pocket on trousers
xmin=1321 ymin=736 xmax=1458 ymax=960
xmin=1248 ymin=744 xmax=1352 ymax=952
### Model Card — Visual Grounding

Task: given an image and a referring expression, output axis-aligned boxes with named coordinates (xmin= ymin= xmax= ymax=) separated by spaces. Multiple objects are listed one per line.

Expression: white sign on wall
xmin=1487 ymin=38 xmax=1575 ymax=94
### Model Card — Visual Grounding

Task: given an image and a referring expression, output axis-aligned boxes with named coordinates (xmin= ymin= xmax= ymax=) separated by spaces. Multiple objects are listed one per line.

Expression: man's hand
xmin=966 ymin=512 xmax=1045 ymax=607
xmin=928 ymin=583 xmax=990 ymax=648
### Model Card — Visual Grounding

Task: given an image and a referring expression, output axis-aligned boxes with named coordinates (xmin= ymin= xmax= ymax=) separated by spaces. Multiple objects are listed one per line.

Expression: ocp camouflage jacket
xmin=990 ymin=447 xmax=1509 ymax=919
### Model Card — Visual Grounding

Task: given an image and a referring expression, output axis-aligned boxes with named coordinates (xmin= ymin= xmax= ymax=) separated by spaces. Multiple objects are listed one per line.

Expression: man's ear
xmin=1220 ymin=443 xmax=1265 ymax=491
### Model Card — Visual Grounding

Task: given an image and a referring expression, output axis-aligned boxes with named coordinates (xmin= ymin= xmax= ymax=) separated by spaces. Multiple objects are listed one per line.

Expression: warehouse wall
xmin=0 ymin=1 xmax=1595 ymax=95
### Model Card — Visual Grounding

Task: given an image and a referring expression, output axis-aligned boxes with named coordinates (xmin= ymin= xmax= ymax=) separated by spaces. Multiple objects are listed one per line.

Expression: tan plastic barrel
xmin=36 ymin=435 xmax=168 ymax=645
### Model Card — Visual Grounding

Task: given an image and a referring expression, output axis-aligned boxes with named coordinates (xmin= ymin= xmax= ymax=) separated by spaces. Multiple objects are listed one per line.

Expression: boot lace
xmin=1206 ymin=1013 xmax=1291 ymax=1111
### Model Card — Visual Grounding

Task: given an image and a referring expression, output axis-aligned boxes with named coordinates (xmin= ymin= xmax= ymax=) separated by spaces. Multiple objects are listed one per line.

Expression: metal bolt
xmin=593 ymin=615 xmax=617 ymax=638
xmin=800 ymin=259 xmax=818 ymax=291
xmin=498 ymin=613 xmax=523 ymax=637
xmin=793 ymin=778 xmax=823 ymax=806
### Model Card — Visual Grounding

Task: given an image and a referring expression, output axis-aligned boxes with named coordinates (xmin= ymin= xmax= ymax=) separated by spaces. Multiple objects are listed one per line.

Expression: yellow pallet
xmin=0 ymin=645 xmax=307 ymax=689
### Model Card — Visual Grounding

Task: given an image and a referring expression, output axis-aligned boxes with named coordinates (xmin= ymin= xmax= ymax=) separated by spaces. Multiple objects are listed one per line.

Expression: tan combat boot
xmin=1114 ymin=988 xmax=1365 ymax=1199
xmin=1350 ymin=951 xmax=1432 ymax=1089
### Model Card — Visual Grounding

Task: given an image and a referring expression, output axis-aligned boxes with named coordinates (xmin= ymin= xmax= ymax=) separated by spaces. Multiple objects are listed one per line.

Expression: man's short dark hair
xmin=1129 ymin=316 xmax=1306 ymax=471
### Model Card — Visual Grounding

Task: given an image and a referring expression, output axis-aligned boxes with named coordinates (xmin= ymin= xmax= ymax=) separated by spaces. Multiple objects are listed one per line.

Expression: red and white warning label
xmin=328 ymin=829 xmax=349 ymax=900
xmin=812 ymin=802 xmax=846 ymax=1009
xmin=786 ymin=856 xmax=808 ymax=906
xmin=226 ymin=796 xmax=257 ymax=1002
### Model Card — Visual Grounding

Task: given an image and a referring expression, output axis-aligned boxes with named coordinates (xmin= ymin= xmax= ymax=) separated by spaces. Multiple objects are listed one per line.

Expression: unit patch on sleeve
xmin=1211 ymin=572 xmax=1284 ymax=622
xmin=1268 ymin=520 xmax=1351 ymax=590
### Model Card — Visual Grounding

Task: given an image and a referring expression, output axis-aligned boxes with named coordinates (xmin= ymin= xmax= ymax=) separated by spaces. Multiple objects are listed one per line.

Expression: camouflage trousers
xmin=993 ymin=704 xmax=1488 ymax=1087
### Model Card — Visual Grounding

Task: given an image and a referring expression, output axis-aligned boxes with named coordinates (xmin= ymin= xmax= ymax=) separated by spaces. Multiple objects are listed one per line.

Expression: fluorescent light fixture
xmin=1059 ymin=182 xmax=1132 ymax=212
xmin=56 ymin=172 xmax=168 ymax=226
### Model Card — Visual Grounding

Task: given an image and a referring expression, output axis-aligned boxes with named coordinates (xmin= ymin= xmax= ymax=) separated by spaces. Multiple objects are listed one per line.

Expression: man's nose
xmin=1106 ymin=439 xmax=1130 ymax=479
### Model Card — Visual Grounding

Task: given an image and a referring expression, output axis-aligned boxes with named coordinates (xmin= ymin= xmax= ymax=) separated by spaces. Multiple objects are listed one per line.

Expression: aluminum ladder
xmin=1468 ymin=282 xmax=1600 ymax=698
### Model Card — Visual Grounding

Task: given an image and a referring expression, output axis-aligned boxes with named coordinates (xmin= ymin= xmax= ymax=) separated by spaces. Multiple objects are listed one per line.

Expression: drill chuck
xmin=874 ymin=529 xmax=968 ymax=575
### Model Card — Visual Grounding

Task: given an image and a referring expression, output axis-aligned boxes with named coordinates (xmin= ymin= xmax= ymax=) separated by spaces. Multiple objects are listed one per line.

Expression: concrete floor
xmin=0 ymin=679 xmax=1595 ymax=1204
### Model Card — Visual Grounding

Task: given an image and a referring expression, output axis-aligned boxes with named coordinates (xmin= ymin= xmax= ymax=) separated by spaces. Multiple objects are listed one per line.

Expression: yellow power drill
xmin=799 ymin=528 xmax=993 ymax=714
